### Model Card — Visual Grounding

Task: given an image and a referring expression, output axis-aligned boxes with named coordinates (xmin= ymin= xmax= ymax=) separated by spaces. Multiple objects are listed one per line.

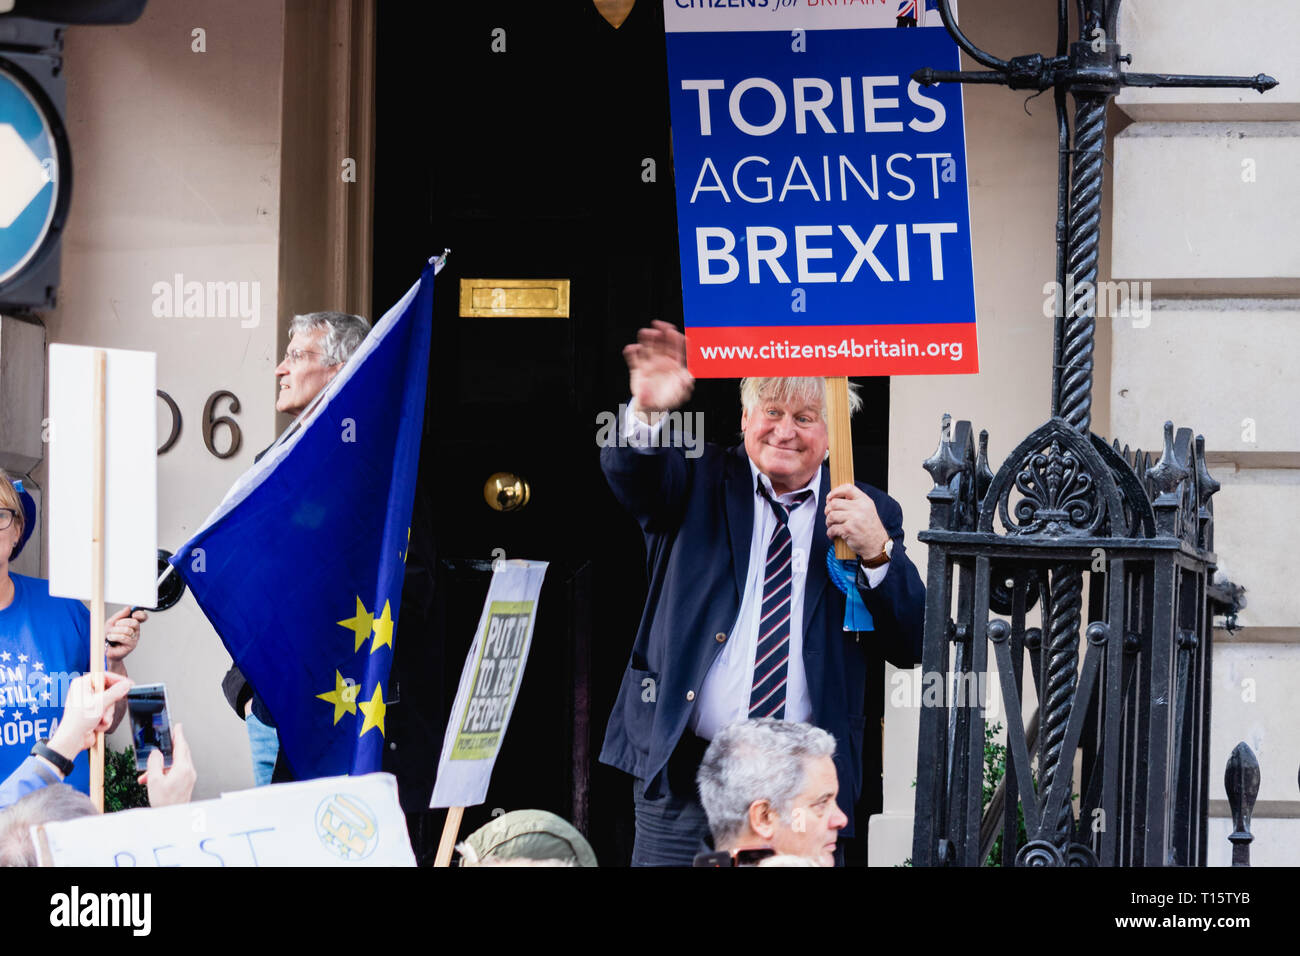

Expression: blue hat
xmin=8 ymin=478 xmax=36 ymax=561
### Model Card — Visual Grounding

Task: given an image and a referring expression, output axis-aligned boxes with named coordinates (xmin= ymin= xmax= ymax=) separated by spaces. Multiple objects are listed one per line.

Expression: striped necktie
xmin=749 ymin=483 xmax=813 ymax=720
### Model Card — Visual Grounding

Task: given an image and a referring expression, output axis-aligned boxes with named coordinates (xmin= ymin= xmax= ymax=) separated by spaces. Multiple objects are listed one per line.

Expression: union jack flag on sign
xmin=897 ymin=0 xmax=938 ymax=27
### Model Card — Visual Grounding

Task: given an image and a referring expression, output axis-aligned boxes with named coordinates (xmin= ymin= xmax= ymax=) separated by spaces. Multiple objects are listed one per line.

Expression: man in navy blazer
xmin=601 ymin=322 xmax=926 ymax=866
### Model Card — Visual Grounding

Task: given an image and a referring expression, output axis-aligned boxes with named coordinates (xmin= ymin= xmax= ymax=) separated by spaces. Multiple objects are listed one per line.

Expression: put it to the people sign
xmin=664 ymin=1 xmax=979 ymax=377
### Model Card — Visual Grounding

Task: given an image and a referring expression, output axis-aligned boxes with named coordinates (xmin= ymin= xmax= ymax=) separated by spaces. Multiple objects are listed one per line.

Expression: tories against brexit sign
xmin=664 ymin=1 xmax=979 ymax=376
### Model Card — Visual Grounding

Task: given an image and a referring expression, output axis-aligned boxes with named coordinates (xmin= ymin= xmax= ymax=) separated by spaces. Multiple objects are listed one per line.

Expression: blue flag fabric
xmin=174 ymin=262 xmax=436 ymax=779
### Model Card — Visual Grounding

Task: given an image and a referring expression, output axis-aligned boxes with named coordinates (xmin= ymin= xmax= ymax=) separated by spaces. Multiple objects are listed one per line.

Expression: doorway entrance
xmin=372 ymin=0 xmax=890 ymax=865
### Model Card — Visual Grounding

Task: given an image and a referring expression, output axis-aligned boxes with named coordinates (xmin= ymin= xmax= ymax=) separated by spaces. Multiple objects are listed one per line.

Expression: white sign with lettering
xmin=36 ymin=773 xmax=415 ymax=867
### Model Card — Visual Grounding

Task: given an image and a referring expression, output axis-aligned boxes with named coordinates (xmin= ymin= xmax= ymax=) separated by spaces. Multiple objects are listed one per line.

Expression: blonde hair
xmin=0 ymin=468 xmax=23 ymax=541
xmin=739 ymin=377 xmax=862 ymax=421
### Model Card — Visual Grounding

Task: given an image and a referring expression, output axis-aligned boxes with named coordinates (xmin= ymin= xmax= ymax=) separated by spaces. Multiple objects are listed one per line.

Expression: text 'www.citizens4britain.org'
xmin=685 ymin=323 xmax=979 ymax=376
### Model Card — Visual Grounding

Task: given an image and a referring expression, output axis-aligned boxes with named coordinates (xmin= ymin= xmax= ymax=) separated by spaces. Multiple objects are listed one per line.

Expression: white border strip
xmin=664 ymin=0 xmax=946 ymax=34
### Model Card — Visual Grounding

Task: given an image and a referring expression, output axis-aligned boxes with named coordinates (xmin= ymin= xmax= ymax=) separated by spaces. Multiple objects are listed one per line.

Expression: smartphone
xmin=127 ymin=682 xmax=173 ymax=773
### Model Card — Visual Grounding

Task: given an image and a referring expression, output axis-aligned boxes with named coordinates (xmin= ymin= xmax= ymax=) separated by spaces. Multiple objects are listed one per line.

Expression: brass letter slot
xmin=459 ymin=279 xmax=571 ymax=318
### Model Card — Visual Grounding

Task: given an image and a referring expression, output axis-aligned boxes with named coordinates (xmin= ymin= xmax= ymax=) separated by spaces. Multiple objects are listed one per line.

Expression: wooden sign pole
xmin=434 ymin=806 xmax=465 ymax=867
xmin=90 ymin=350 xmax=108 ymax=813
xmin=825 ymin=377 xmax=855 ymax=561
xmin=35 ymin=826 xmax=54 ymax=866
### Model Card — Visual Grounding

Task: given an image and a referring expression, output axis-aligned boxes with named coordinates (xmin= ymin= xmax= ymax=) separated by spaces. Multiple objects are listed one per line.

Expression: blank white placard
xmin=47 ymin=344 xmax=157 ymax=608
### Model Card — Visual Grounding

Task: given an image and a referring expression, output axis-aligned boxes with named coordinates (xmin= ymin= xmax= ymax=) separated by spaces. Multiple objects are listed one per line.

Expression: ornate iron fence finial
xmin=1225 ymin=743 xmax=1260 ymax=867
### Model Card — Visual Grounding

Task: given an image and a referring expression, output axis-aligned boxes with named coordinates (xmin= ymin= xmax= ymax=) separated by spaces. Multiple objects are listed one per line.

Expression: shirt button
xmin=715 ymin=632 xmax=727 ymax=643
xmin=686 ymin=690 xmax=695 ymax=701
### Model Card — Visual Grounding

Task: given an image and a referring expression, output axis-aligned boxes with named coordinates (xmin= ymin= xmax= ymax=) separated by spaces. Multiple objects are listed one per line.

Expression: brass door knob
xmin=484 ymin=472 xmax=531 ymax=512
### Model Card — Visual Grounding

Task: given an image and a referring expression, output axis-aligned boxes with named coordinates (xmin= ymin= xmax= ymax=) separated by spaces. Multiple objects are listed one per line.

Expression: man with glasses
xmin=273 ymin=312 xmax=370 ymax=418
xmin=221 ymin=311 xmax=370 ymax=785
xmin=220 ymin=309 xmax=441 ymax=818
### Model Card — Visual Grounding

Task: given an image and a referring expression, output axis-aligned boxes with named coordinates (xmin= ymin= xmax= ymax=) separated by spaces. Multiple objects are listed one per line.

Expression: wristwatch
xmin=860 ymin=538 xmax=894 ymax=570
xmin=31 ymin=739 xmax=74 ymax=777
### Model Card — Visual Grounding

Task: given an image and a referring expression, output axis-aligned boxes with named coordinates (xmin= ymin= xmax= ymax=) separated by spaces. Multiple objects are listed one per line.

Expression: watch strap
xmin=31 ymin=739 xmax=74 ymax=777
xmin=860 ymin=539 xmax=894 ymax=569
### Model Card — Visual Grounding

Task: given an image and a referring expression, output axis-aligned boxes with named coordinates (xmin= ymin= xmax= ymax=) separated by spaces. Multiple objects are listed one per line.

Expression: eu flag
xmin=174 ymin=260 xmax=438 ymax=779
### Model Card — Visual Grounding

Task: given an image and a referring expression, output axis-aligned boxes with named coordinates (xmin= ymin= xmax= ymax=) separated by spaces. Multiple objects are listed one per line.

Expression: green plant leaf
xmin=103 ymin=746 xmax=149 ymax=813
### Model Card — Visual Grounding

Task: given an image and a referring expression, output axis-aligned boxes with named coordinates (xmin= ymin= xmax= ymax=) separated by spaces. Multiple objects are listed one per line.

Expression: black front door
xmin=373 ymin=1 xmax=889 ymax=866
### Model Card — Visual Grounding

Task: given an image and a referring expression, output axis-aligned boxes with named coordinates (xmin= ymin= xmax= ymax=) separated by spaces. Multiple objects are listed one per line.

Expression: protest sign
xmin=664 ymin=1 xmax=979 ymax=376
xmin=430 ymin=560 xmax=548 ymax=810
xmin=46 ymin=343 xmax=158 ymax=810
xmin=46 ymin=344 xmax=157 ymax=608
xmin=35 ymin=773 xmax=415 ymax=867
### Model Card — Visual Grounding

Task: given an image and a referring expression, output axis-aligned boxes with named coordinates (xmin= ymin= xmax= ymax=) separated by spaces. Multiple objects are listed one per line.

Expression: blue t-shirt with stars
xmin=0 ymin=574 xmax=90 ymax=794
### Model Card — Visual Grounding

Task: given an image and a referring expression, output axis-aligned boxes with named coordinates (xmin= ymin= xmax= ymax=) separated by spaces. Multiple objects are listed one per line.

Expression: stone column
xmin=1110 ymin=0 xmax=1300 ymax=866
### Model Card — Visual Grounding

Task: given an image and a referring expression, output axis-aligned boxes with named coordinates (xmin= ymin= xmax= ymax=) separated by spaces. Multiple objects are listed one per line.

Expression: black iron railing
xmin=909 ymin=0 xmax=1270 ymax=867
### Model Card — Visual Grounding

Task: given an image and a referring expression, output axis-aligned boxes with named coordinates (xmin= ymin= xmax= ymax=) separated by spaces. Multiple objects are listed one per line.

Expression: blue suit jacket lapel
xmin=724 ymin=446 xmax=753 ymax=601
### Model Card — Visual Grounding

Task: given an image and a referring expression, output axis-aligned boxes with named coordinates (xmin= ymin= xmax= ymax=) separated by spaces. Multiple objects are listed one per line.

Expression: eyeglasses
xmin=0 ymin=509 xmax=18 ymax=532
xmin=281 ymin=348 xmax=330 ymax=366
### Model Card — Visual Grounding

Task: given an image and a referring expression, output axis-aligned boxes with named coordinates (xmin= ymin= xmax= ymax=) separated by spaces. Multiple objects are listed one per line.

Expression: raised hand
xmin=623 ymin=320 xmax=694 ymax=416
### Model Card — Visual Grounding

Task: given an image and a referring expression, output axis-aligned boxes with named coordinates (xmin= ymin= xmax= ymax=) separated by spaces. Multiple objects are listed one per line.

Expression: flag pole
xmin=434 ymin=806 xmax=464 ymax=867
xmin=825 ymin=377 xmax=855 ymax=560
xmin=89 ymin=349 xmax=108 ymax=813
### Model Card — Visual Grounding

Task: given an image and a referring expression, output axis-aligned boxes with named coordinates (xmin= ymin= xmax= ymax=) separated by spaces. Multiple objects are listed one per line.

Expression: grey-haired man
xmin=222 ymin=310 xmax=370 ymax=785
xmin=273 ymin=311 xmax=370 ymax=418
xmin=696 ymin=718 xmax=848 ymax=867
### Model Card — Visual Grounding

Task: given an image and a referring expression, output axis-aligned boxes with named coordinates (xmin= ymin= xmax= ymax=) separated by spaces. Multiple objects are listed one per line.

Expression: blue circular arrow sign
xmin=0 ymin=62 xmax=63 ymax=286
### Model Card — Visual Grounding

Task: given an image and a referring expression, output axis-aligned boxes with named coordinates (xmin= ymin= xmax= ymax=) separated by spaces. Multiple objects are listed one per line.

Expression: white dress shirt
xmin=691 ymin=462 xmax=821 ymax=739
xmin=622 ymin=403 xmax=887 ymax=741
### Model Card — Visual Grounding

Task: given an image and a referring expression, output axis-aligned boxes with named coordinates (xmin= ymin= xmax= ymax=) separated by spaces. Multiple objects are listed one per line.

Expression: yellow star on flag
xmin=315 ymin=670 xmax=359 ymax=725
xmin=358 ymin=685 xmax=387 ymax=737
xmin=370 ymin=600 xmax=395 ymax=653
xmin=338 ymin=597 xmax=374 ymax=652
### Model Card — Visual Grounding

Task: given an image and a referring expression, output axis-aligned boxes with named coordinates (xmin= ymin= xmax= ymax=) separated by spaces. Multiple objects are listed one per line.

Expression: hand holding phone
xmin=137 ymin=722 xmax=196 ymax=807
xmin=127 ymin=682 xmax=173 ymax=773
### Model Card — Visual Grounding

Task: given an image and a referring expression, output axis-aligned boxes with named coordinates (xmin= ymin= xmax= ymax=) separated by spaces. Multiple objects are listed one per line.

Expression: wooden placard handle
xmin=35 ymin=825 xmax=55 ymax=866
xmin=90 ymin=350 xmax=107 ymax=813
xmin=434 ymin=806 xmax=465 ymax=867
xmin=825 ymin=377 xmax=855 ymax=562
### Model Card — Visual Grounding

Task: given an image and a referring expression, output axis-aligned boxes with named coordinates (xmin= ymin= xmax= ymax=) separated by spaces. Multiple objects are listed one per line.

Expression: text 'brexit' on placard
xmin=694 ymin=222 xmax=958 ymax=286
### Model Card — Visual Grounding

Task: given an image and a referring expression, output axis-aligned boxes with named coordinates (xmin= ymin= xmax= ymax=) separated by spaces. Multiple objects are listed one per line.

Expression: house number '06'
xmin=156 ymin=389 xmax=243 ymax=459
